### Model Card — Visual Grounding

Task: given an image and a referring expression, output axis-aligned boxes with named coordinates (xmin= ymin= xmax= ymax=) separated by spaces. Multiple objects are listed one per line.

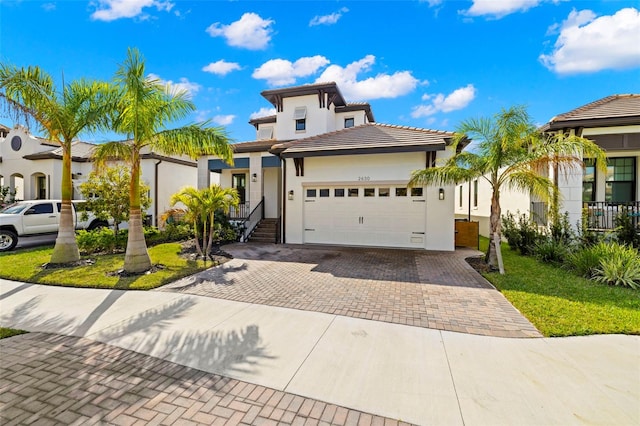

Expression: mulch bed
xmin=465 ymin=255 xmax=496 ymax=274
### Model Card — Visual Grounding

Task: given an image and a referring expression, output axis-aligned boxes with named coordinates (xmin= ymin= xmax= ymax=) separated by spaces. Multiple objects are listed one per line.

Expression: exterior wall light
xmin=439 ymin=188 xmax=445 ymax=200
xmin=288 ymin=190 xmax=294 ymax=200
xmin=251 ymin=173 xmax=257 ymax=182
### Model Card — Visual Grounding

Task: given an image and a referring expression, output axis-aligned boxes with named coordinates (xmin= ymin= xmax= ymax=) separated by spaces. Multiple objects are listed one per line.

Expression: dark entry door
xmin=232 ymin=173 xmax=246 ymax=204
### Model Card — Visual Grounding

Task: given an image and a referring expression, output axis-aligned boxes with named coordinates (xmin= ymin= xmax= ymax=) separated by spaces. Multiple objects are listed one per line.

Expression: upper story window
xmin=294 ymin=107 xmax=306 ymax=132
xmin=344 ymin=117 xmax=354 ymax=128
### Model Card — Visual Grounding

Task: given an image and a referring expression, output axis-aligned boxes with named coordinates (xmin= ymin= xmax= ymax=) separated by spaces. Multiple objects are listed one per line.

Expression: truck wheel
xmin=87 ymin=221 xmax=108 ymax=231
xmin=0 ymin=230 xmax=18 ymax=252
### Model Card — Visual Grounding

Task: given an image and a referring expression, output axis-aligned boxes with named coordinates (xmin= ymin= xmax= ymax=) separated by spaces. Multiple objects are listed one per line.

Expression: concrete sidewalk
xmin=1 ymin=278 xmax=639 ymax=425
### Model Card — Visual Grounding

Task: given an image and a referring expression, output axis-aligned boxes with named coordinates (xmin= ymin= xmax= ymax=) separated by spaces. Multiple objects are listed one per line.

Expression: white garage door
xmin=303 ymin=185 xmax=426 ymax=248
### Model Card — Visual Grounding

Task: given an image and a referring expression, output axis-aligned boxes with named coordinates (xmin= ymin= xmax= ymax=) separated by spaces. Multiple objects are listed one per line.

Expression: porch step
xmin=248 ymin=219 xmax=279 ymax=243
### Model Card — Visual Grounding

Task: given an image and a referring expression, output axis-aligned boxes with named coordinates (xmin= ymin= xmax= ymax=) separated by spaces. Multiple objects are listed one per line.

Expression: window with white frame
xmin=294 ymin=107 xmax=306 ymax=131
xmin=344 ymin=117 xmax=354 ymax=128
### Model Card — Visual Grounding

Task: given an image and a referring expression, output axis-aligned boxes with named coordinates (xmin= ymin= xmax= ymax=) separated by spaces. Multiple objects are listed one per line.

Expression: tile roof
xmin=274 ymin=123 xmax=455 ymax=158
xmin=544 ymin=94 xmax=640 ymax=130
xmin=261 ymin=82 xmax=347 ymax=110
xmin=23 ymin=141 xmax=96 ymax=161
xmin=231 ymin=139 xmax=283 ymax=153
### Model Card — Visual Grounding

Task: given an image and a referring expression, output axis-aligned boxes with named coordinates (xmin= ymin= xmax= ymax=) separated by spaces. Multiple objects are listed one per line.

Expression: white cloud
xmin=315 ymin=55 xmax=418 ymax=100
xmin=250 ymin=107 xmax=277 ymax=120
xmin=463 ymin=0 xmax=541 ymax=19
xmin=309 ymin=7 xmax=349 ymax=26
xmin=90 ymin=0 xmax=174 ymax=21
xmin=540 ymin=8 xmax=640 ymax=74
xmin=202 ymin=60 xmax=242 ymax=76
xmin=206 ymin=13 xmax=274 ymax=50
xmin=42 ymin=3 xmax=56 ymax=11
xmin=253 ymin=56 xmax=330 ymax=86
xmin=411 ymin=84 xmax=476 ymax=118
xmin=212 ymin=115 xmax=235 ymax=126
xmin=147 ymin=73 xmax=201 ymax=98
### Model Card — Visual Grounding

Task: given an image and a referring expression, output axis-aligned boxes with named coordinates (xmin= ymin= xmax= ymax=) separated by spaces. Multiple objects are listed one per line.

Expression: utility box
xmin=455 ymin=220 xmax=479 ymax=249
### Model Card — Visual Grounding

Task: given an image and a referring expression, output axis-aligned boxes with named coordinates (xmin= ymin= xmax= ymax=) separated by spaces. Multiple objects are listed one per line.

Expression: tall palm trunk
xmin=50 ymin=145 xmax=80 ymax=263
xmin=486 ymin=190 xmax=501 ymax=269
xmin=124 ymin=151 xmax=151 ymax=273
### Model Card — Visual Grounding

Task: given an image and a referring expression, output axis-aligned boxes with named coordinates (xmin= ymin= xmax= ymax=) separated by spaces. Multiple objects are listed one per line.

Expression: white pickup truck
xmin=0 ymin=200 xmax=108 ymax=252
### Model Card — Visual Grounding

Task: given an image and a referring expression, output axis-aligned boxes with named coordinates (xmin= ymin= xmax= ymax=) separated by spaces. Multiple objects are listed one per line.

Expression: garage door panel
xmin=303 ymin=185 xmax=426 ymax=248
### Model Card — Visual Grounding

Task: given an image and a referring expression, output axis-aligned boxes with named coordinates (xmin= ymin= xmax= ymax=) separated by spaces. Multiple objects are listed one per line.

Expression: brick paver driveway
xmin=160 ymin=244 xmax=540 ymax=338
xmin=1 ymin=333 xmax=402 ymax=426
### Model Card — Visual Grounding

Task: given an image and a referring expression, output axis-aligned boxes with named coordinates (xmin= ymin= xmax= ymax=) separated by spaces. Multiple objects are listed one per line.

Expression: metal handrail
xmin=583 ymin=201 xmax=640 ymax=230
xmin=238 ymin=197 xmax=264 ymax=242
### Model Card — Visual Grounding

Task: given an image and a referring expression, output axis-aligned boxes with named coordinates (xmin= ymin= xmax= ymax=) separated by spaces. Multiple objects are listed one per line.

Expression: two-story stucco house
xmin=0 ymin=126 xmax=206 ymax=226
xmin=454 ymin=94 xmax=640 ymax=236
xmin=198 ymin=82 xmax=465 ymax=251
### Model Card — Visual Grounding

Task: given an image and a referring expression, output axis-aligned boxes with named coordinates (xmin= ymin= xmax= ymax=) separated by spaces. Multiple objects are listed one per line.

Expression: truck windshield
xmin=0 ymin=203 xmax=29 ymax=214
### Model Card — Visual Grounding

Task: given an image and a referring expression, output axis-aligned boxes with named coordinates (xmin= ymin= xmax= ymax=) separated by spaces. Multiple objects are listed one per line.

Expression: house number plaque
xmin=357 ymin=176 xmax=371 ymax=181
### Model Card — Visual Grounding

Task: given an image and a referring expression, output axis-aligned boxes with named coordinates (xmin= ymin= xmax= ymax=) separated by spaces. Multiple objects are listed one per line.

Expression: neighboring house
xmin=454 ymin=169 xmax=531 ymax=237
xmin=455 ymin=94 xmax=640 ymax=236
xmin=543 ymin=94 xmax=640 ymax=230
xmin=198 ymin=82 xmax=465 ymax=251
xmin=0 ymin=126 xmax=205 ymax=226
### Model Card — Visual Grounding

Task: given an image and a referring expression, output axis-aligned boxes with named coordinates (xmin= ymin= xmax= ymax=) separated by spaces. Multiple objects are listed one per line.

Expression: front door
xmin=232 ymin=173 xmax=247 ymax=204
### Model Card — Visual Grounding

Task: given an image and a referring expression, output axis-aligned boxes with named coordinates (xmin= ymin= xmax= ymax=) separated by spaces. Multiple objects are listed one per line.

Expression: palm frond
xmin=92 ymin=141 xmax=134 ymax=170
xmin=152 ymin=123 xmax=234 ymax=163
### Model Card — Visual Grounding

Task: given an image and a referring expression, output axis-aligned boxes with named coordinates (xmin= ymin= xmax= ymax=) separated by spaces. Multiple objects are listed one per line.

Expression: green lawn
xmin=480 ymin=238 xmax=640 ymax=337
xmin=0 ymin=243 xmax=209 ymax=290
xmin=0 ymin=327 xmax=27 ymax=339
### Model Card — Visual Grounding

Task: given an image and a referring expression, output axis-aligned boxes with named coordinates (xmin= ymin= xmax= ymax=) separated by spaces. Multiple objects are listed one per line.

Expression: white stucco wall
xmin=143 ymin=159 xmax=198 ymax=225
xmin=284 ymin=150 xmax=455 ymax=251
xmin=454 ymin=173 xmax=532 ymax=237
xmin=275 ymin=95 xmax=335 ymax=140
xmin=263 ymin=166 xmax=280 ymax=219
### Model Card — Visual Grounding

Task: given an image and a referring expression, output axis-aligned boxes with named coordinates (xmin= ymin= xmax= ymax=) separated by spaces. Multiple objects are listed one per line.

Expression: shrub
xmin=534 ymin=240 xmax=569 ymax=264
xmin=592 ymin=243 xmax=640 ymax=289
xmin=145 ymin=223 xmax=193 ymax=246
xmin=77 ymin=228 xmax=126 ymax=254
xmin=550 ymin=212 xmax=574 ymax=244
xmin=566 ymin=244 xmax=604 ymax=279
xmin=614 ymin=209 xmax=640 ymax=248
xmin=502 ymin=211 xmax=544 ymax=255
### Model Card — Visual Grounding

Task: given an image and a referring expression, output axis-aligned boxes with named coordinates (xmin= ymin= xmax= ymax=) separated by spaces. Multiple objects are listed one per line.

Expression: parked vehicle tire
xmin=87 ymin=221 xmax=108 ymax=231
xmin=0 ymin=230 xmax=18 ymax=252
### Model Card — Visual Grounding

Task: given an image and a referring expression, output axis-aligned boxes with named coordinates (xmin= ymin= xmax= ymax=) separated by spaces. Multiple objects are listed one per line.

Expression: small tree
xmin=171 ymin=185 xmax=239 ymax=260
xmin=410 ymin=106 xmax=606 ymax=271
xmin=79 ymin=165 xmax=151 ymax=235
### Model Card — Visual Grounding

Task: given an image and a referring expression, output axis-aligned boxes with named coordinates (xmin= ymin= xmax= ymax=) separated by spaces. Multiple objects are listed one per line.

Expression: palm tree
xmin=94 ymin=48 xmax=234 ymax=273
xmin=410 ymin=106 xmax=606 ymax=270
xmin=171 ymin=185 xmax=239 ymax=260
xmin=0 ymin=64 xmax=112 ymax=263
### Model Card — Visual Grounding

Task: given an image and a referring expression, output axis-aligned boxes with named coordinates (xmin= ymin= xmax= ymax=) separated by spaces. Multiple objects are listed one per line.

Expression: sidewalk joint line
xmin=283 ymin=314 xmax=337 ymax=392
xmin=440 ymin=330 xmax=466 ymax=426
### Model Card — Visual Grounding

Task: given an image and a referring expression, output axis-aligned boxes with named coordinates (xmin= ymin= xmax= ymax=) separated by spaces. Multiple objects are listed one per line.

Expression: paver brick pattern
xmin=0 ymin=333 xmax=410 ymax=426
xmin=160 ymin=244 xmax=541 ymax=338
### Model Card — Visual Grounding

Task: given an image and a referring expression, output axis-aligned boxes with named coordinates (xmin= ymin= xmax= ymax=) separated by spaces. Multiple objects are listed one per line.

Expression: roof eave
xmin=543 ymin=116 xmax=640 ymax=132
xmin=281 ymin=143 xmax=446 ymax=158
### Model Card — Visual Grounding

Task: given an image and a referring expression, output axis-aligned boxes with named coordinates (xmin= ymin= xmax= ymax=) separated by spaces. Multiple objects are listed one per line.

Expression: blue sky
xmin=1 ymin=0 xmax=639 ymax=143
